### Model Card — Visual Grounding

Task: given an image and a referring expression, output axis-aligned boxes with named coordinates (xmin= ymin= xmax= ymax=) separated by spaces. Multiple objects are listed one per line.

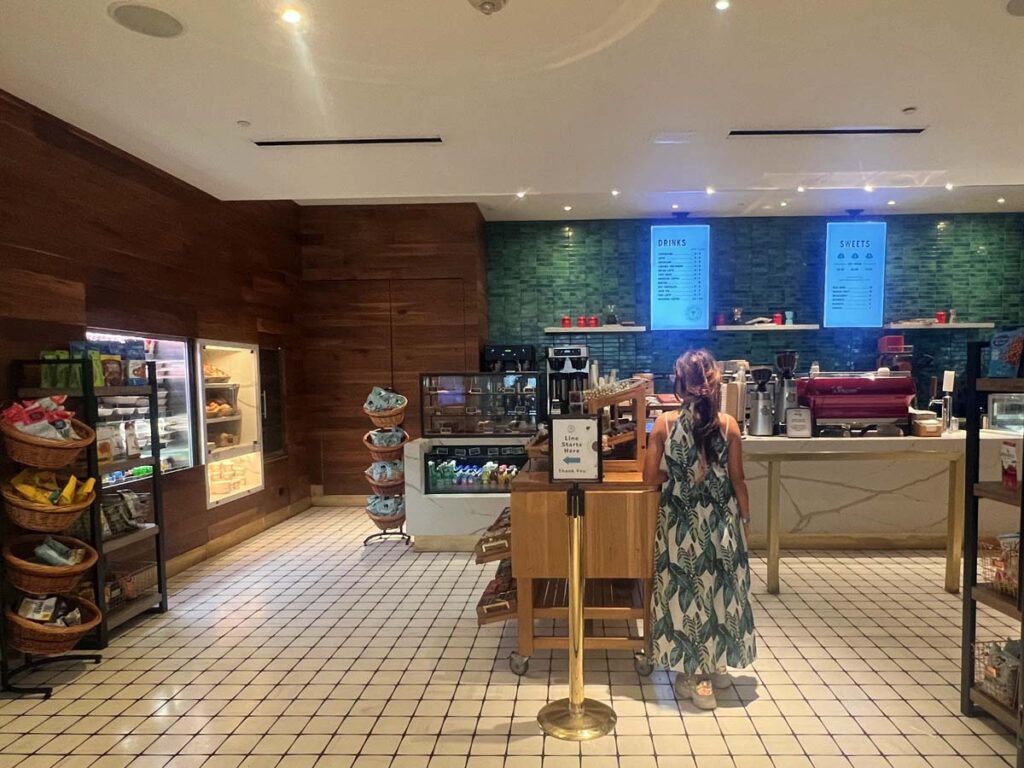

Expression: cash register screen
xmin=823 ymin=221 xmax=887 ymax=328
xmin=650 ymin=225 xmax=710 ymax=330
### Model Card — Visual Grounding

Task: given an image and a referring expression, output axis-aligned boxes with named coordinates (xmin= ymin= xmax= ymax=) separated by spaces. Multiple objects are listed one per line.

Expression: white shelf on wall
xmin=714 ymin=324 xmax=820 ymax=332
xmin=543 ymin=324 xmax=647 ymax=334
xmin=883 ymin=322 xmax=995 ymax=330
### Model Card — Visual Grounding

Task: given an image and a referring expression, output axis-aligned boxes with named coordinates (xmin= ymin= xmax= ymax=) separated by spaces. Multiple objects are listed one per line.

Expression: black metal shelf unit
xmin=1 ymin=358 xmax=168 ymax=697
xmin=961 ymin=341 xmax=1024 ymax=767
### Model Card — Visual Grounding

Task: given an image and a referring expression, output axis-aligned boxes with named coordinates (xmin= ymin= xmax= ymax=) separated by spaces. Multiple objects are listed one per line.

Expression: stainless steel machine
xmin=545 ymin=346 xmax=591 ymax=416
xmin=749 ymin=367 xmax=776 ymax=436
xmin=774 ymin=350 xmax=800 ymax=434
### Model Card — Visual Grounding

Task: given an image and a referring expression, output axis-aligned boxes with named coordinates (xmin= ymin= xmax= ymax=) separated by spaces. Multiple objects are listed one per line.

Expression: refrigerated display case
xmin=424 ymin=444 xmax=529 ymax=495
xmin=421 ymin=372 xmax=540 ymax=437
xmin=86 ymin=330 xmax=194 ymax=474
xmin=196 ymin=339 xmax=264 ymax=507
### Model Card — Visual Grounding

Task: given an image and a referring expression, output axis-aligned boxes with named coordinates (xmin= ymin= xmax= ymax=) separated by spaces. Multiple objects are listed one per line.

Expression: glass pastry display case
xmin=86 ymin=329 xmax=194 ymax=474
xmin=195 ymin=339 xmax=264 ymax=507
xmin=424 ymin=443 xmax=529 ymax=495
xmin=420 ymin=372 xmax=540 ymax=437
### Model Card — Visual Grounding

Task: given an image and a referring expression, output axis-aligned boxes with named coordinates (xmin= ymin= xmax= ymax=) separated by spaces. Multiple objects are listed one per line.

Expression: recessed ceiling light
xmin=864 ymin=184 xmax=875 ymax=193
xmin=887 ymin=200 xmax=896 ymax=206
xmin=515 ymin=191 xmax=526 ymax=199
xmin=796 ymin=185 xmax=806 ymax=193
xmin=780 ymin=201 xmax=788 ymax=207
xmin=611 ymin=189 xmax=620 ymax=197
xmin=945 ymin=182 xmax=955 ymax=191
xmin=715 ymin=0 xmax=731 ymax=9
xmin=108 ymin=3 xmax=185 ymax=37
xmin=671 ymin=204 xmax=680 ymax=210
xmin=563 ymin=205 xmax=573 ymax=212
xmin=705 ymin=186 xmax=716 ymax=195
xmin=281 ymin=7 xmax=302 ymax=24
xmin=997 ymin=197 xmax=1006 ymax=204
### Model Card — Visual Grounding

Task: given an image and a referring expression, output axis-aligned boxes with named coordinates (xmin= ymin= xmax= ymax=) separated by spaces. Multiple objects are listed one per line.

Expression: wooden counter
xmin=509 ymin=469 xmax=659 ymax=666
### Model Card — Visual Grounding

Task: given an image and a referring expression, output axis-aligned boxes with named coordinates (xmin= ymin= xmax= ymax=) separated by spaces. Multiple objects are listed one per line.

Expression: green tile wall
xmin=487 ymin=213 xmax=1024 ymax=395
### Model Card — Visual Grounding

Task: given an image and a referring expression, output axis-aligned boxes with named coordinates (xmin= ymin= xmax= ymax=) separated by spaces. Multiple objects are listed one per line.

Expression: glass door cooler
xmin=196 ymin=339 xmax=264 ymax=507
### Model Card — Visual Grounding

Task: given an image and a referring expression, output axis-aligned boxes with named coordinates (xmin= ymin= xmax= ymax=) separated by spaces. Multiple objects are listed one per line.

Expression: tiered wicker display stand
xmin=363 ymin=395 xmax=411 ymax=546
xmin=0 ymin=361 xmax=102 ymax=697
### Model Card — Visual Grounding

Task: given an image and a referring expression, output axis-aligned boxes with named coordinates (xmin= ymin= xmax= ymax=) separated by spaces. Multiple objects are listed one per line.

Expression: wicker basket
xmin=364 ymin=472 xmax=405 ymax=496
xmin=366 ymin=510 xmax=406 ymax=532
xmin=362 ymin=430 xmax=409 ymax=461
xmin=5 ymin=596 xmax=101 ymax=656
xmin=363 ymin=402 xmax=407 ymax=429
xmin=0 ymin=420 xmax=95 ymax=469
xmin=3 ymin=485 xmax=95 ymax=533
xmin=3 ymin=535 xmax=98 ymax=594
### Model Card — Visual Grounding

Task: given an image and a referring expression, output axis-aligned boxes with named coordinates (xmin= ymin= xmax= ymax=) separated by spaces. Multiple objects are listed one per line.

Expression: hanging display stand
xmin=363 ymin=394 xmax=411 ymax=546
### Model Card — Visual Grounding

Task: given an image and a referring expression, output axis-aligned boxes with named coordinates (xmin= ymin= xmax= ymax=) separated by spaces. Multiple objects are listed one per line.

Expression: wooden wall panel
xmin=300 ymin=205 xmax=489 ymax=495
xmin=0 ymin=89 xmax=309 ymax=559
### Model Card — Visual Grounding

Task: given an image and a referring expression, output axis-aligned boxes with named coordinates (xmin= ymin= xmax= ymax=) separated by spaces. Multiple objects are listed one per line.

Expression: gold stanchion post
xmin=537 ymin=484 xmax=617 ymax=740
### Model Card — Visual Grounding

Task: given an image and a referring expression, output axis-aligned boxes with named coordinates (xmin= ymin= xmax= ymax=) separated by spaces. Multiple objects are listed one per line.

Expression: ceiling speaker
xmin=108 ymin=3 xmax=185 ymax=38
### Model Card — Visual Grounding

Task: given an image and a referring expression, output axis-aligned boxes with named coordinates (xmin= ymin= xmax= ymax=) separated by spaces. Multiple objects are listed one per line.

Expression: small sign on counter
xmin=549 ymin=415 xmax=602 ymax=483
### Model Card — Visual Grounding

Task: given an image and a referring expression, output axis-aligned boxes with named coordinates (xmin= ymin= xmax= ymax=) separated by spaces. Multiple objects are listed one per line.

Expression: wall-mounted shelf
xmin=885 ymin=322 xmax=995 ymax=330
xmin=714 ymin=324 xmax=820 ymax=332
xmin=544 ymin=325 xmax=646 ymax=334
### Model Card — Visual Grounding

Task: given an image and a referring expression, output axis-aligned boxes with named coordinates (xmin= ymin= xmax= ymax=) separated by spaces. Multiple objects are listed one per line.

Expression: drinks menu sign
xmin=650 ymin=225 xmax=710 ymax=330
xmin=824 ymin=221 xmax=887 ymax=328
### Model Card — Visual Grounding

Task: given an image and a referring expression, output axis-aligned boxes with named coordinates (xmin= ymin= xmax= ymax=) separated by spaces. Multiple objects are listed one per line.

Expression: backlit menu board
xmin=823 ymin=221 xmax=887 ymax=328
xmin=650 ymin=225 xmax=710 ymax=330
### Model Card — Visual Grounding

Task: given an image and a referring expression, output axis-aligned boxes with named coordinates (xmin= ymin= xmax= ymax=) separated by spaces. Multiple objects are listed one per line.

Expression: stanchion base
xmin=537 ymin=698 xmax=617 ymax=740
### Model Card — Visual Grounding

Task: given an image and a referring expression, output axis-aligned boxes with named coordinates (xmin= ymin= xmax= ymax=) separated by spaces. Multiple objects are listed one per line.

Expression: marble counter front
xmin=740 ymin=430 xmax=1021 ymax=543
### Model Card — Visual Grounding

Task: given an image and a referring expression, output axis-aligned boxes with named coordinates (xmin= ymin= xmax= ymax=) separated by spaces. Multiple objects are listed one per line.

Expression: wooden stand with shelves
xmin=960 ymin=341 xmax=1024 ymax=768
xmin=583 ymin=381 xmax=648 ymax=475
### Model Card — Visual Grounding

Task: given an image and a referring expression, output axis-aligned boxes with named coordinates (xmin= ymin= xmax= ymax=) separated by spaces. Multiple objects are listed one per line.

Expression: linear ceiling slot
xmin=254 ymin=137 xmax=443 ymax=147
xmin=729 ymin=128 xmax=925 ymax=137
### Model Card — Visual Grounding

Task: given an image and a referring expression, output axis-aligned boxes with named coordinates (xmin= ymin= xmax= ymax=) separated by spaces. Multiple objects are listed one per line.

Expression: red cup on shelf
xmin=936 ymin=310 xmax=947 ymax=324
xmin=561 ymin=315 xmax=571 ymax=328
xmin=588 ymin=316 xmax=599 ymax=327
xmin=715 ymin=313 xmax=727 ymax=326
xmin=772 ymin=312 xmax=784 ymax=325
xmin=577 ymin=315 xmax=586 ymax=327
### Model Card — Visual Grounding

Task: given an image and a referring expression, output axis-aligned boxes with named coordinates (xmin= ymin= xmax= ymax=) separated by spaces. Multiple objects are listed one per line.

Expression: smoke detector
xmin=468 ymin=0 xmax=508 ymax=15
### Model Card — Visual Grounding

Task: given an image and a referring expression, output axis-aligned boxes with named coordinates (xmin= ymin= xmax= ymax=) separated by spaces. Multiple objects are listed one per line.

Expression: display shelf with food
xmin=362 ymin=386 xmax=410 ymax=546
xmin=961 ymin=341 xmax=1024 ymax=765
xmin=195 ymin=340 xmax=264 ymax=508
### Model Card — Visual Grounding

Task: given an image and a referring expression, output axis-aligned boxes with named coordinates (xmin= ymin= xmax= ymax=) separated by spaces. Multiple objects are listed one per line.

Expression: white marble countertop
xmin=742 ymin=429 xmax=1019 ymax=457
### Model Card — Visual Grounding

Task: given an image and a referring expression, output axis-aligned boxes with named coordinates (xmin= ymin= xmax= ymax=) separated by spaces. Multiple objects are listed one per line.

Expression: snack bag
xmin=1003 ymin=441 xmax=1020 ymax=490
xmin=990 ymin=328 xmax=1024 ymax=378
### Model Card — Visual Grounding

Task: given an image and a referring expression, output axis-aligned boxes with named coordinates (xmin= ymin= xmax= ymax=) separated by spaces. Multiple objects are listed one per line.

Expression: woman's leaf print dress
xmin=650 ymin=405 xmax=756 ymax=675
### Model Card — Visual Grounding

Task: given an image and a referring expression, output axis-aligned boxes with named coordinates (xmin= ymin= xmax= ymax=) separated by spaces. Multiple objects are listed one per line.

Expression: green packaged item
xmin=40 ymin=350 xmax=70 ymax=389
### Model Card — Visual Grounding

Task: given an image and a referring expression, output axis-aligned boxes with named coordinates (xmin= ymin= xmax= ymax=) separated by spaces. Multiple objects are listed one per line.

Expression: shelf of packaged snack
xmin=713 ymin=324 xmax=820 ymax=332
xmin=107 ymin=591 xmax=164 ymax=631
xmin=425 ymin=390 xmax=538 ymax=397
xmin=975 ymin=482 xmax=1023 ymax=507
xmin=972 ymin=585 xmax=1021 ymax=620
xmin=208 ymin=443 xmax=260 ymax=462
xmin=885 ymin=322 xmax=995 ymax=330
xmin=969 ymin=687 xmax=1019 ymax=731
xmin=543 ymin=325 xmax=646 ymax=334
xmin=205 ymin=415 xmax=242 ymax=424
xmin=17 ymin=385 xmax=153 ymax=399
xmin=978 ymin=379 xmax=1024 ymax=394
xmin=103 ymin=524 xmax=160 ymax=555
xmin=98 ymin=457 xmax=155 ymax=475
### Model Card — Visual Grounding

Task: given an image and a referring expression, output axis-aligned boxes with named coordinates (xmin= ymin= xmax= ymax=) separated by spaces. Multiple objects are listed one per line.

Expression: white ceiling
xmin=2 ymin=0 xmax=1024 ymax=220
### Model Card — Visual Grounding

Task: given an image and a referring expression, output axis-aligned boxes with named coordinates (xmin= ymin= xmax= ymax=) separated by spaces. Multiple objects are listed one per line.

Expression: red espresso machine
xmin=798 ymin=370 xmax=916 ymax=436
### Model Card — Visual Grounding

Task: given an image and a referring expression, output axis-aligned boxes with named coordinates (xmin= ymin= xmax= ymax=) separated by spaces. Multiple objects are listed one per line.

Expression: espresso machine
xmin=482 ymin=344 xmax=535 ymax=373
xmin=749 ymin=367 xmax=776 ymax=436
xmin=774 ymin=350 xmax=800 ymax=434
xmin=546 ymin=346 xmax=592 ymax=416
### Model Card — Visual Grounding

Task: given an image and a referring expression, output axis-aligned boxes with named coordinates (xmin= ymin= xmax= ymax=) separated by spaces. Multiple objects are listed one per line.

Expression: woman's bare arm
xmin=643 ymin=413 xmax=670 ymax=486
xmin=725 ymin=415 xmax=750 ymax=524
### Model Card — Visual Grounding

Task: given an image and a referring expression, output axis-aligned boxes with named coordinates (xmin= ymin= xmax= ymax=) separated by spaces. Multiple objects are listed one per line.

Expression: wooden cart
xmin=509 ymin=470 xmax=659 ymax=676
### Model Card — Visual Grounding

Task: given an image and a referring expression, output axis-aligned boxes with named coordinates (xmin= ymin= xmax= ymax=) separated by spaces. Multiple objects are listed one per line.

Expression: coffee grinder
xmin=749 ymin=367 xmax=776 ymax=436
xmin=546 ymin=346 xmax=591 ymax=416
xmin=774 ymin=350 xmax=799 ymax=434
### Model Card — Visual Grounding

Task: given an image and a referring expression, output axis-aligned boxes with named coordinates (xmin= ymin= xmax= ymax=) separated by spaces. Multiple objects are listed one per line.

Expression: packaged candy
xmin=990 ymin=328 xmax=1024 ymax=378
xmin=1002 ymin=441 xmax=1020 ymax=490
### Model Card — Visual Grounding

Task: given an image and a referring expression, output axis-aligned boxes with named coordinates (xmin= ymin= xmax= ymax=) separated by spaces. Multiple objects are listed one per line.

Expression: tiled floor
xmin=0 ymin=506 xmax=1017 ymax=768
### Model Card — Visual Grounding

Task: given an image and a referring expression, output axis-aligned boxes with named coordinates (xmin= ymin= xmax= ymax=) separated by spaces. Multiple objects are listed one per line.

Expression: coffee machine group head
xmin=546 ymin=346 xmax=591 ymax=415
xmin=774 ymin=350 xmax=800 ymax=433
xmin=749 ymin=367 xmax=776 ymax=436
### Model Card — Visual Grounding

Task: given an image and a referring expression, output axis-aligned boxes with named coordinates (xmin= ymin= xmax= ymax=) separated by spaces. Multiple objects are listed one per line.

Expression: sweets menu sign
xmin=650 ymin=224 xmax=710 ymax=330
xmin=824 ymin=221 xmax=887 ymax=328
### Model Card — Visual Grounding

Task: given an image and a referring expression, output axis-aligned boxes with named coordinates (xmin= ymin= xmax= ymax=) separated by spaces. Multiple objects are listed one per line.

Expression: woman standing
xmin=643 ymin=349 xmax=756 ymax=710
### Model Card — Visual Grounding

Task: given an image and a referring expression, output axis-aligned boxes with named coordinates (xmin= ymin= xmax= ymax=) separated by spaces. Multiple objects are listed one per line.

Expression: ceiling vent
xmin=729 ymin=127 xmax=925 ymax=137
xmin=108 ymin=3 xmax=184 ymax=38
xmin=254 ymin=136 xmax=442 ymax=147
